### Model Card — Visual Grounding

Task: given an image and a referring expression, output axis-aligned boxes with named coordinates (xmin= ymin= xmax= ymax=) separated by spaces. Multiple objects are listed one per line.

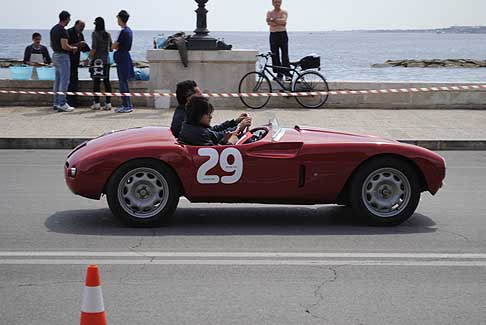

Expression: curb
xmin=399 ymin=140 xmax=486 ymax=151
xmin=0 ymin=138 xmax=91 ymax=150
xmin=1 ymin=138 xmax=486 ymax=151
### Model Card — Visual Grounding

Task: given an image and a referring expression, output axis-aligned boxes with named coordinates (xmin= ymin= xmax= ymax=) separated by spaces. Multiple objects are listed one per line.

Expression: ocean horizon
xmin=1 ymin=29 xmax=486 ymax=82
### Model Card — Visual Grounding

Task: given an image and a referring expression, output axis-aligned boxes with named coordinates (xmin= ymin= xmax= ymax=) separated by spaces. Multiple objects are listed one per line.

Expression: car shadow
xmin=45 ymin=205 xmax=437 ymax=236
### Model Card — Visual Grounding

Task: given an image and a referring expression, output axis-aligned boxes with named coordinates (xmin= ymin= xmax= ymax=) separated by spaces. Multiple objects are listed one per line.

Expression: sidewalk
xmin=1 ymin=106 xmax=485 ymax=150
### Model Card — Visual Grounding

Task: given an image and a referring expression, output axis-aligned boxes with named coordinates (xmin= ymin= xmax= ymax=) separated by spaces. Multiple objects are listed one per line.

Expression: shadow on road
xmin=45 ymin=205 xmax=437 ymax=236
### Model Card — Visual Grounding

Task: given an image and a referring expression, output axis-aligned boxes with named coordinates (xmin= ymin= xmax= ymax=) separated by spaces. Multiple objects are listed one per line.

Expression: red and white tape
xmin=1 ymin=84 xmax=486 ymax=98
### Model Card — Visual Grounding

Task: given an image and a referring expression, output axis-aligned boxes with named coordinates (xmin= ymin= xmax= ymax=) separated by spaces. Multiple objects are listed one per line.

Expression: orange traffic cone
xmin=80 ymin=265 xmax=107 ymax=325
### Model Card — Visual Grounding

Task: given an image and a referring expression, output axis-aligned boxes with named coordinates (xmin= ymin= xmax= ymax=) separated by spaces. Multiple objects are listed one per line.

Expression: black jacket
xmin=67 ymin=27 xmax=90 ymax=65
xmin=170 ymin=104 xmax=186 ymax=138
xmin=178 ymin=120 xmax=238 ymax=146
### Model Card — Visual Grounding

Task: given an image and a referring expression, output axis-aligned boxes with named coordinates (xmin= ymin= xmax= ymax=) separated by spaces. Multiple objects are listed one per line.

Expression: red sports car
xmin=65 ymin=115 xmax=446 ymax=227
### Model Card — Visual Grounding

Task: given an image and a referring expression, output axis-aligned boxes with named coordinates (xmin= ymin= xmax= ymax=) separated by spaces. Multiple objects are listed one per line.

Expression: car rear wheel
xmin=349 ymin=157 xmax=421 ymax=226
xmin=106 ymin=159 xmax=180 ymax=227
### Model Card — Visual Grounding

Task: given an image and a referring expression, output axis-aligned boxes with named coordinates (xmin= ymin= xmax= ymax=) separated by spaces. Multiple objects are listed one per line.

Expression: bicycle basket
xmin=299 ymin=54 xmax=321 ymax=70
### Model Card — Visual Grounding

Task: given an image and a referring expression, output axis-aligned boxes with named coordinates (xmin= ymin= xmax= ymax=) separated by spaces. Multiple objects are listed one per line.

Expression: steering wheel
xmin=236 ymin=127 xmax=269 ymax=145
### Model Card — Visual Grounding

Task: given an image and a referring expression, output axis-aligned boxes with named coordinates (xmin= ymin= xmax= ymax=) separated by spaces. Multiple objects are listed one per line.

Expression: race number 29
xmin=197 ymin=148 xmax=243 ymax=185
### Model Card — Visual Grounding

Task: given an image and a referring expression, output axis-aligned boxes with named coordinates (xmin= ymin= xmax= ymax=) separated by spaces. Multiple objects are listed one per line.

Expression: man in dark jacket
xmin=67 ymin=20 xmax=90 ymax=107
xmin=171 ymin=80 xmax=201 ymax=138
xmin=178 ymin=96 xmax=251 ymax=146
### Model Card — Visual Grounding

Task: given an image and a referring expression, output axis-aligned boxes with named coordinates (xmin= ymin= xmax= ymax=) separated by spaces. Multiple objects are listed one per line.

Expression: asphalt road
xmin=0 ymin=150 xmax=484 ymax=324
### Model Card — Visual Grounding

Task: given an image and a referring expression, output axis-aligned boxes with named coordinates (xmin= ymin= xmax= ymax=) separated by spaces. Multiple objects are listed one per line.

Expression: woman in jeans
xmin=85 ymin=17 xmax=113 ymax=110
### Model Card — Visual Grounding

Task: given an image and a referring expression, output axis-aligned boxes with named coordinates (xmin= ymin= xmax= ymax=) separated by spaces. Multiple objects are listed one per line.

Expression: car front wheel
xmin=349 ymin=157 xmax=422 ymax=226
xmin=106 ymin=159 xmax=180 ymax=227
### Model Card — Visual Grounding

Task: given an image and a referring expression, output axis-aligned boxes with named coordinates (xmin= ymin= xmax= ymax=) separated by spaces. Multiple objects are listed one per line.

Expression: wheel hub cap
xmin=117 ymin=168 xmax=170 ymax=219
xmin=135 ymin=185 xmax=151 ymax=200
xmin=362 ymin=168 xmax=411 ymax=218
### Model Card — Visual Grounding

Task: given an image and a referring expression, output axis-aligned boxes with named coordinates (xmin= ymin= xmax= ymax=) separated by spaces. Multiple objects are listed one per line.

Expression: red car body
xmin=65 ymin=125 xmax=446 ymax=206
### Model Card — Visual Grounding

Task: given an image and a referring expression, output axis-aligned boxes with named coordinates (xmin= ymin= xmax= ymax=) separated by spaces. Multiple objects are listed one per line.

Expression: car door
xmin=183 ymin=140 xmax=304 ymax=203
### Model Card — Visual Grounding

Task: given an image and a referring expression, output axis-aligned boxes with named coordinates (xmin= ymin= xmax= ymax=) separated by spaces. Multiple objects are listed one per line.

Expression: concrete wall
xmin=323 ymin=81 xmax=486 ymax=110
xmin=147 ymin=49 xmax=259 ymax=109
xmin=0 ymin=78 xmax=485 ymax=109
xmin=231 ymin=80 xmax=486 ymax=109
xmin=0 ymin=80 xmax=150 ymax=107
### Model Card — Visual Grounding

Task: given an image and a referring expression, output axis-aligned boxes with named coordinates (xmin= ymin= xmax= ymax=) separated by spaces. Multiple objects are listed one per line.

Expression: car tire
xmin=349 ymin=157 xmax=421 ymax=226
xmin=106 ymin=159 xmax=181 ymax=227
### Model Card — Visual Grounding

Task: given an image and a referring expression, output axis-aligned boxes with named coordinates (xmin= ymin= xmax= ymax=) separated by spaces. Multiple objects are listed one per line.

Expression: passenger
xmin=178 ymin=96 xmax=252 ymax=146
xmin=171 ymin=80 xmax=202 ymax=138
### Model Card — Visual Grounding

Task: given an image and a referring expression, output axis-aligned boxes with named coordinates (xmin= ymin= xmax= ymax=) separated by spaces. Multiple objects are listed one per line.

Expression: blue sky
xmin=0 ymin=0 xmax=484 ymax=31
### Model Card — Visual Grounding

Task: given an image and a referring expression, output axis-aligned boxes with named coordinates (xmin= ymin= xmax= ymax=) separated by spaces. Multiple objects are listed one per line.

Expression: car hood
xmin=69 ymin=127 xmax=175 ymax=158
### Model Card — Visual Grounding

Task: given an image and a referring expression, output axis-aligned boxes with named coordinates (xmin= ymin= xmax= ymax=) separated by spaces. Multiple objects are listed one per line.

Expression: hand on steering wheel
xmin=237 ymin=117 xmax=252 ymax=136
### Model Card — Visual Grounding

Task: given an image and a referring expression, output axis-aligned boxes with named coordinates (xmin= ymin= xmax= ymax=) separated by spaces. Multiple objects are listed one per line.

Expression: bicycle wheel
xmin=292 ymin=71 xmax=330 ymax=109
xmin=239 ymin=71 xmax=272 ymax=109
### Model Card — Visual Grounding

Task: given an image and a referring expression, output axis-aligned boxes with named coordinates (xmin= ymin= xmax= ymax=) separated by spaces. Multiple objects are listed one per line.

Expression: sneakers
xmin=91 ymin=103 xmax=112 ymax=111
xmin=57 ymin=103 xmax=75 ymax=112
xmin=115 ymin=106 xmax=133 ymax=113
xmin=52 ymin=105 xmax=60 ymax=111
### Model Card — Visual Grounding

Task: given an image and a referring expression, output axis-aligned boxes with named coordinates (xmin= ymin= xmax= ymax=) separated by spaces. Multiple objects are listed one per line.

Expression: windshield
xmin=266 ymin=113 xmax=284 ymax=141
xmin=248 ymin=112 xmax=283 ymax=141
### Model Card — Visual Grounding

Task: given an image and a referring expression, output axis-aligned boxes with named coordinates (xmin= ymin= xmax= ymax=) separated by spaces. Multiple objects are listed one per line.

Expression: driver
xmin=178 ymin=96 xmax=252 ymax=146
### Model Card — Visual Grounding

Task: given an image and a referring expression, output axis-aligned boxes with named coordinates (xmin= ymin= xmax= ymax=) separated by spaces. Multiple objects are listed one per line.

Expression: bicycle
xmin=238 ymin=52 xmax=330 ymax=109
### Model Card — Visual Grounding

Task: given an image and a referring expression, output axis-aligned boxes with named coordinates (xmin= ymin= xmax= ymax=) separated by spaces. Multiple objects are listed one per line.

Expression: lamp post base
xmin=187 ymin=35 xmax=218 ymax=51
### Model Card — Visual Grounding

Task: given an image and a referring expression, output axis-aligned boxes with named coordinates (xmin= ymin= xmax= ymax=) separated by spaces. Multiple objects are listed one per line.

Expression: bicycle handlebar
xmin=256 ymin=52 xmax=273 ymax=58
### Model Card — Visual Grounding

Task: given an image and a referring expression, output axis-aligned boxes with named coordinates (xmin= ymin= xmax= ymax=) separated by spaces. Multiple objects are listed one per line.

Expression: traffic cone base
xmin=80 ymin=312 xmax=107 ymax=325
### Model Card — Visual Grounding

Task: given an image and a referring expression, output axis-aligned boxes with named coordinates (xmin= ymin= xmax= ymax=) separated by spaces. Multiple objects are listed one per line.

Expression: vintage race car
xmin=65 ymin=115 xmax=446 ymax=227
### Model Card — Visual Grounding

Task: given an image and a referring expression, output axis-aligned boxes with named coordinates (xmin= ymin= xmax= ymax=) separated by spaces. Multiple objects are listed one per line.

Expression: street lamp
xmin=187 ymin=0 xmax=231 ymax=50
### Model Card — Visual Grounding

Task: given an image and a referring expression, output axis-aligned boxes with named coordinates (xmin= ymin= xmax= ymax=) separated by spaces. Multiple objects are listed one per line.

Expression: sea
xmin=1 ymin=29 xmax=486 ymax=82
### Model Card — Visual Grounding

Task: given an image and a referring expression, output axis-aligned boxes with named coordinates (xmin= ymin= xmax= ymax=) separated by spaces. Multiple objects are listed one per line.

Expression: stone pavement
xmin=0 ymin=106 xmax=485 ymax=149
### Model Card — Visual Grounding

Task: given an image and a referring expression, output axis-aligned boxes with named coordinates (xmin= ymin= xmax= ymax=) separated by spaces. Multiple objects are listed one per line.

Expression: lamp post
xmin=187 ymin=0 xmax=228 ymax=50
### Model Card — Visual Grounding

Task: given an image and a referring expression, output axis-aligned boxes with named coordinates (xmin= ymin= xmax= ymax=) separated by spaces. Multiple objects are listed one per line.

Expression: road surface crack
xmin=439 ymin=229 xmax=471 ymax=242
xmin=130 ymin=237 xmax=144 ymax=250
xmin=15 ymin=280 xmax=81 ymax=289
xmin=303 ymin=266 xmax=339 ymax=320
xmin=121 ymin=235 xmax=156 ymax=284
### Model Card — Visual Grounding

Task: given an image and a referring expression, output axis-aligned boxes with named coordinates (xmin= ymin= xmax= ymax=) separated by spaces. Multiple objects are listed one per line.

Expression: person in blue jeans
xmin=50 ymin=10 xmax=78 ymax=112
xmin=112 ymin=10 xmax=135 ymax=113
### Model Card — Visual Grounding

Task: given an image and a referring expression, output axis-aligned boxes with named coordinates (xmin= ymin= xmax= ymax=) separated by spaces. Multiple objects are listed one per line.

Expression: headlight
xmin=69 ymin=168 xmax=77 ymax=177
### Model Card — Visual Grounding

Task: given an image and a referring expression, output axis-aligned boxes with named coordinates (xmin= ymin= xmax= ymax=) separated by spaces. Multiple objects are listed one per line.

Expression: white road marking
xmin=0 ymin=252 xmax=485 ymax=266
xmin=0 ymin=259 xmax=484 ymax=267
xmin=0 ymin=252 xmax=485 ymax=259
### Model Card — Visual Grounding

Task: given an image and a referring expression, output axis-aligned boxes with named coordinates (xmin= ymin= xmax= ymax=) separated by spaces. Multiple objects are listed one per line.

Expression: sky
xmin=0 ymin=0 xmax=484 ymax=31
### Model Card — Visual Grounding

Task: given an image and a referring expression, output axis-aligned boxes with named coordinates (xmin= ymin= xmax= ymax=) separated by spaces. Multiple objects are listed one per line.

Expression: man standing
xmin=113 ymin=10 xmax=135 ymax=113
xmin=267 ymin=0 xmax=291 ymax=81
xmin=67 ymin=20 xmax=89 ymax=107
xmin=50 ymin=10 xmax=78 ymax=112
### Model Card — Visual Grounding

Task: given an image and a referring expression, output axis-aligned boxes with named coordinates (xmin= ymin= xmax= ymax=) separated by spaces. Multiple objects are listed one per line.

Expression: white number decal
xmin=220 ymin=148 xmax=244 ymax=184
xmin=197 ymin=148 xmax=220 ymax=184
xmin=197 ymin=148 xmax=244 ymax=185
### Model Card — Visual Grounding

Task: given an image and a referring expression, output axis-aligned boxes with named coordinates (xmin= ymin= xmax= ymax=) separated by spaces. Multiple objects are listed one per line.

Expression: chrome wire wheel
xmin=117 ymin=167 xmax=170 ymax=219
xmin=361 ymin=168 xmax=412 ymax=218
